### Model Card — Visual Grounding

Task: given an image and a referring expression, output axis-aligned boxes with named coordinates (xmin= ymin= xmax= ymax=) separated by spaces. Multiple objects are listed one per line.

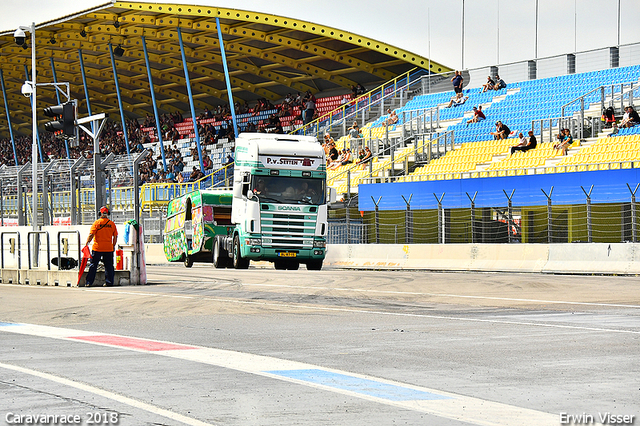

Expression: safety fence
xmin=327 ymin=185 xmax=640 ymax=245
xmin=0 ymin=157 xmax=233 ymax=227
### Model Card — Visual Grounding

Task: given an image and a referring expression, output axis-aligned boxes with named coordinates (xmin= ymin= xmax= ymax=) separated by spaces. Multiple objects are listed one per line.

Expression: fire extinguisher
xmin=115 ymin=247 xmax=124 ymax=270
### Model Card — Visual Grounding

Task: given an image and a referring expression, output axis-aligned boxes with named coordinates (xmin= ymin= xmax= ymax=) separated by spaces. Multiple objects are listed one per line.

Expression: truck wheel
xmin=286 ymin=262 xmax=300 ymax=270
xmin=274 ymin=260 xmax=286 ymax=270
xmin=306 ymin=260 xmax=323 ymax=271
xmin=213 ymin=238 xmax=229 ymax=269
xmin=184 ymin=254 xmax=194 ymax=268
xmin=233 ymin=235 xmax=250 ymax=269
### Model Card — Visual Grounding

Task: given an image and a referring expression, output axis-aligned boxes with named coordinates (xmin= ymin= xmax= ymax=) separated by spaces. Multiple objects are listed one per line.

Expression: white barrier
xmin=325 ymin=243 xmax=640 ymax=275
xmin=53 ymin=241 xmax=640 ymax=275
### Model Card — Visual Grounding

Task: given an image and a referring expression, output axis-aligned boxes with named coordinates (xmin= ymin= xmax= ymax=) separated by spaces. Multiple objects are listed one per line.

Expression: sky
xmin=1 ymin=0 xmax=640 ymax=71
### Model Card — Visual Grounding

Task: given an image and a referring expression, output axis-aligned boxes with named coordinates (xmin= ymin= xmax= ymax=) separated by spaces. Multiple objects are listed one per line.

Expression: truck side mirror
xmin=241 ymin=172 xmax=251 ymax=197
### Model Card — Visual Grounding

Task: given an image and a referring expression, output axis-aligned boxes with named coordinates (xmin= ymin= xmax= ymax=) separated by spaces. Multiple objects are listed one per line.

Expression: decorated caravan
xmin=214 ymin=132 xmax=330 ymax=270
xmin=163 ymin=190 xmax=234 ymax=267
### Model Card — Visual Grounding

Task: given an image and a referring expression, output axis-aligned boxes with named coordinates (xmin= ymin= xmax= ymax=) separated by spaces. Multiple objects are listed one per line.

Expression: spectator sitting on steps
xmin=446 ymin=92 xmax=468 ymax=108
xmin=510 ymin=131 xmax=537 ymax=155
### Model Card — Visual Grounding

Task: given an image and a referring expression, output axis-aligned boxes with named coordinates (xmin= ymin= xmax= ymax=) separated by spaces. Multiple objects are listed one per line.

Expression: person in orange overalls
xmin=84 ymin=206 xmax=118 ymax=287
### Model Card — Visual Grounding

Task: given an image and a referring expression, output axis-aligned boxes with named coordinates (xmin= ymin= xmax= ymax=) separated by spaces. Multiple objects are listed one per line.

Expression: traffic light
xmin=43 ymin=102 xmax=75 ymax=137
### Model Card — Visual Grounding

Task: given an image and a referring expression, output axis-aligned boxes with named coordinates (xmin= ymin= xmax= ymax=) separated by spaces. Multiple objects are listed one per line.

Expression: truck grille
xmin=260 ymin=211 xmax=317 ymax=249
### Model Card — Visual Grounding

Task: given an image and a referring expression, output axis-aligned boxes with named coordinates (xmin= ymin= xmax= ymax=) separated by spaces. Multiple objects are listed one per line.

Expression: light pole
xmin=15 ymin=22 xmax=37 ymax=230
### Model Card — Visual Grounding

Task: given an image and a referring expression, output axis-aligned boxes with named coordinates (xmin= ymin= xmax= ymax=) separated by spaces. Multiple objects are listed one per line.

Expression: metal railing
xmin=291 ymin=68 xmax=424 ymax=139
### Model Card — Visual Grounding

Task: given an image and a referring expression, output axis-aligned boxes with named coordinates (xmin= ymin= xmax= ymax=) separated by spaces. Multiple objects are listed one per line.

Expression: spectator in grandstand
xmin=467 ymin=106 xmax=486 ymax=124
xmin=481 ymin=76 xmax=495 ymax=93
xmin=446 ymin=92 xmax=469 ymax=108
xmin=608 ymin=122 xmax=619 ymax=138
xmin=189 ymin=166 xmax=205 ymax=181
xmin=358 ymin=146 xmax=373 ymax=169
xmin=328 ymin=142 xmax=340 ymax=165
xmin=341 ymin=94 xmax=351 ymax=105
xmin=451 ymin=70 xmax=464 ymax=94
xmin=384 ymin=109 xmax=399 ymax=126
xmin=225 ymin=154 xmax=234 ymax=165
xmin=490 ymin=121 xmax=511 ymax=140
xmin=348 ymin=122 xmax=361 ymax=139
xmin=554 ymin=128 xmax=574 ymax=156
xmin=494 ymin=75 xmax=507 ymax=90
xmin=327 ymin=150 xmax=344 ymax=170
xmin=303 ymin=95 xmax=316 ymax=125
xmin=621 ymin=106 xmax=640 ymax=128
xmin=202 ymin=150 xmax=213 ymax=171
xmin=602 ymin=106 xmax=616 ymax=128
xmin=355 ymin=83 xmax=366 ymax=96
xmin=510 ymin=131 xmax=537 ymax=155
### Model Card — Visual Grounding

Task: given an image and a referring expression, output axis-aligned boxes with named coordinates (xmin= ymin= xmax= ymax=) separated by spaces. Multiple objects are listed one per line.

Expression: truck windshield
xmin=251 ymin=176 xmax=326 ymax=205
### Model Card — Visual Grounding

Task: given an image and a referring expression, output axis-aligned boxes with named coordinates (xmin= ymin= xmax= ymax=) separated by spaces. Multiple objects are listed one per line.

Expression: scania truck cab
xmin=212 ymin=133 xmax=330 ymax=270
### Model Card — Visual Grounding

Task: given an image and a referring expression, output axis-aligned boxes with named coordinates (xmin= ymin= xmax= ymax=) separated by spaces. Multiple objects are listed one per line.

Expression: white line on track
xmin=0 ymin=361 xmax=215 ymax=426
xmin=1 ymin=323 xmax=563 ymax=426
xmin=77 ymin=288 xmax=640 ymax=335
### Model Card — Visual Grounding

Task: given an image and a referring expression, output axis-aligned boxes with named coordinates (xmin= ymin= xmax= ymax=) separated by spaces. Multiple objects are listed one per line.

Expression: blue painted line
xmin=265 ymin=369 xmax=451 ymax=401
xmin=0 ymin=322 xmax=19 ymax=326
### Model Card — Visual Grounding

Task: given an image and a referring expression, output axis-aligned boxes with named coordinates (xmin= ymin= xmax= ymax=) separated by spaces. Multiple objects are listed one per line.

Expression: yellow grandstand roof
xmin=0 ymin=1 xmax=450 ymax=135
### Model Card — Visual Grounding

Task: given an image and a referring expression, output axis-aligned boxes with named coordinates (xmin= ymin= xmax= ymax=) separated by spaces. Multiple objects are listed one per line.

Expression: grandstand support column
xmin=345 ymin=198 xmax=351 ymax=245
xmin=50 ymin=58 xmax=69 ymax=160
xmin=581 ymin=185 xmax=594 ymax=243
xmin=541 ymin=187 xmax=554 ymax=244
xmin=78 ymin=50 xmax=95 ymax=144
xmin=177 ymin=27 xmax=204 ymax=173
xmin=503 ymin=189 xmax=515 ymax=244
xmin=69 ymin=157 xmax=84 ymax=226
xmin=626 ymin=183 xmax=639 ymax=243
xmin=41 ymin=162 xmax=54 ymax=226
xmin=346 ymin=170 xmax=351 ymax=200
xmin=141 ymin=36 xmax=167 ymax=172
xmin=17 ymin=163 xmax=30 ymax=227
xmin=402 ymin=194 xmax=413 ymax=244
xmin=434 ymin=193 xmax=445 ymax=244
xmin=216 ymin=18 xmax=239 ymax=139
xmin=0 ymin=178 xmax=3 ymax=226
xmin=371 ymin=196 xmax=381 ymax=244
xmin=466 ymin=191 xmax=477 ymax=244
xmin=0 ymin=70 xmax=18 ymax=166
xmin=133 ymin=151 xmax=150 ymax=226
xmin=107 ymin=43 xmax=131 ymax=157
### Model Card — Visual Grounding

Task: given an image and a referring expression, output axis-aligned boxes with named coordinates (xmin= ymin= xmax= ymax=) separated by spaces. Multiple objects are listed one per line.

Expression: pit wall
xmin=143 ymin=242 xmax=640 ymax=275
xmin=0 ymin=225 xmax=133 ymax=287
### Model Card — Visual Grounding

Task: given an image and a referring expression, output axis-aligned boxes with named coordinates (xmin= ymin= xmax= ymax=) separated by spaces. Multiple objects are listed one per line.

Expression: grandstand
xmin=324 ymin=64 xmax=640 ymax=197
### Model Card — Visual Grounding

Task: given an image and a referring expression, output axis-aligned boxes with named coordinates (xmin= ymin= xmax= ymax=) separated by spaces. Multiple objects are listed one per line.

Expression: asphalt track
xmin=1 ymin=265 xmax=639 ymax=426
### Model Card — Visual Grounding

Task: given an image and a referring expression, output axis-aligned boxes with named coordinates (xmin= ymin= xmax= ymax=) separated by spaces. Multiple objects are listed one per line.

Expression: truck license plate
xmin=278 ymin=252 xmax=297 ymax=257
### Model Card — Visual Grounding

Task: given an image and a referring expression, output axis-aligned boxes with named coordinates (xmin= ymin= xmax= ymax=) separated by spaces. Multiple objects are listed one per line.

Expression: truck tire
xmin=184 ymin=254 xmax=194 ymax=268
xmin=286 ymin=262 xmax=300 ymax=270
xmin=274 ymin=260 xmax=287 ymax=270
xmin=306 ymin=260 xmax=323 ymax=271
xmin=233 ymin=235 xmax=250 ymax=269
xmin=213 ymin=238 xmax=230 ymax=269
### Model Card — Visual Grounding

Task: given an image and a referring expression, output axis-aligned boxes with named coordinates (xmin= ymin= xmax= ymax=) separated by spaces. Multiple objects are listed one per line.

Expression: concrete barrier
xmin=325 ymin=243 xmax=640 ymax=275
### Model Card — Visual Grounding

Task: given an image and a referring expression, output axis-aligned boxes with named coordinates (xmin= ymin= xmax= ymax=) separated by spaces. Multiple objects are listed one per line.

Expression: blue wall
xmin=358 ymin=169 xmax=640 ymax=211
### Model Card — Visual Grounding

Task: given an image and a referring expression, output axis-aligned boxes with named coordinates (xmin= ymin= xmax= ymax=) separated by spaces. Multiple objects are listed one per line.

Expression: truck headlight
xmin=246 ymin=238 xmax=262 ymax=246
xmin=313 ymin=241 xmax=326 ymax=248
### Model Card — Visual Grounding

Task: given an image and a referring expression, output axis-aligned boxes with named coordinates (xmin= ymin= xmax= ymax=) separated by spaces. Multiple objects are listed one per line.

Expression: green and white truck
xmin=211 ymin=132 xmax=331 ymax=270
